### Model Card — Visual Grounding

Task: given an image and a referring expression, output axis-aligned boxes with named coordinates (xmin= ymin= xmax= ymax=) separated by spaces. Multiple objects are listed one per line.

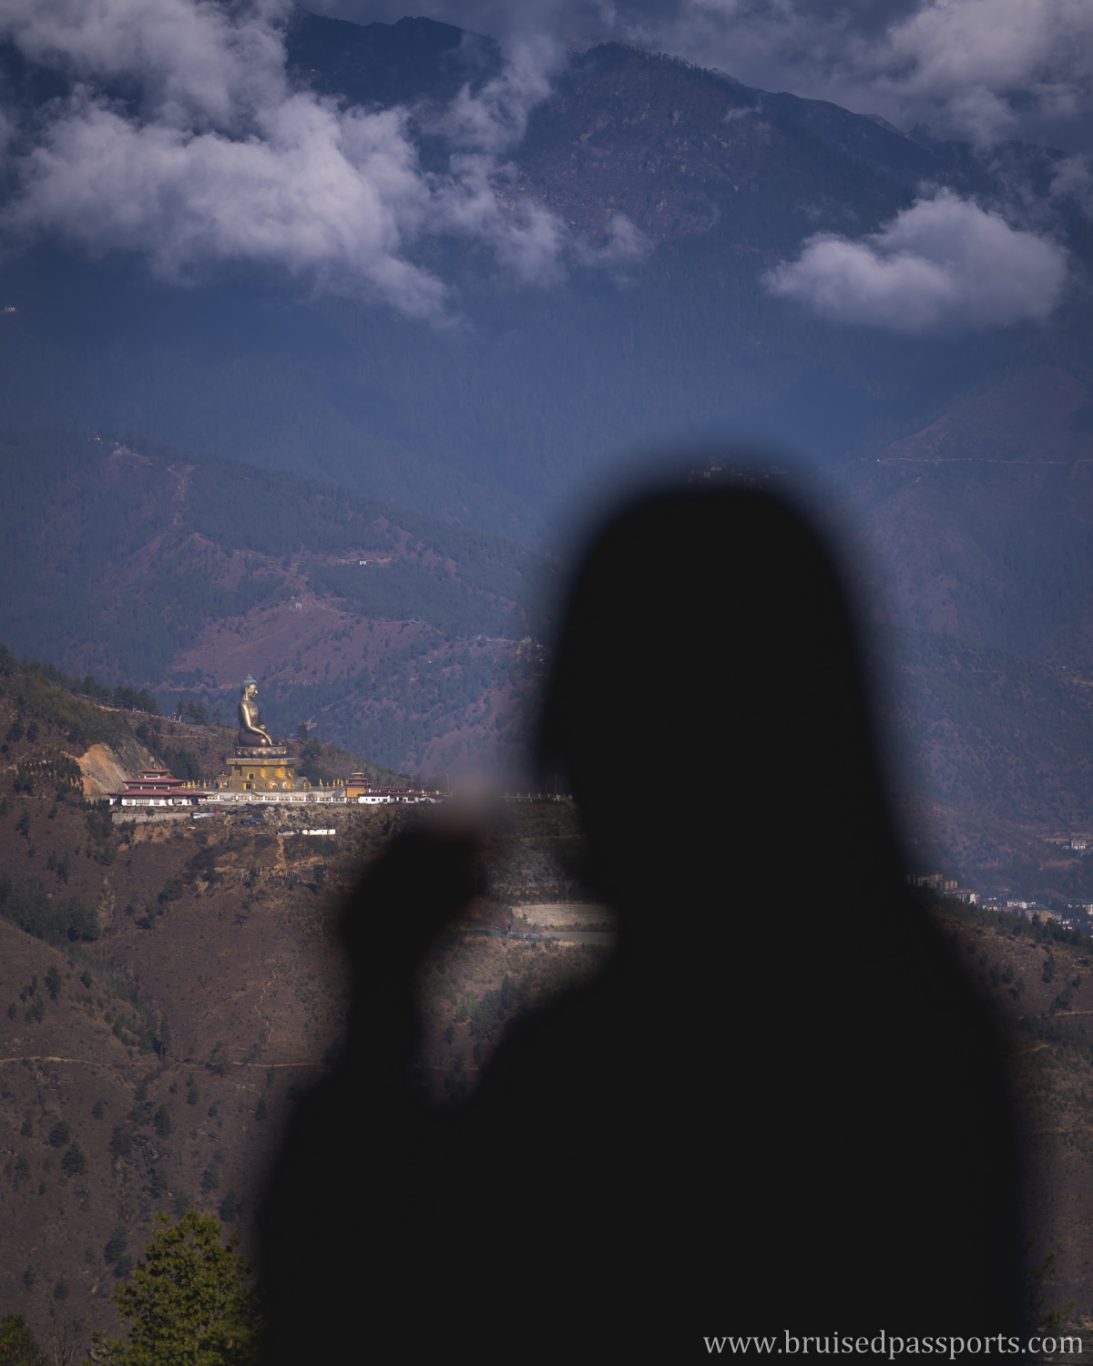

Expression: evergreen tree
xmin=93 ymin=1209 xmax=261 ymax=1365
xmin=61 ymin=1142 xmax=87 ymax=1177
xmin=0 ymin=1313 xmax=49 ymax=1365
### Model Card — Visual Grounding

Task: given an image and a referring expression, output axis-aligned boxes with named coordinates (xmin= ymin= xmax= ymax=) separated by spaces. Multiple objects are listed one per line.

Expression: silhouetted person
xmin=260 ymin=479 xmax=1025 ymax=1362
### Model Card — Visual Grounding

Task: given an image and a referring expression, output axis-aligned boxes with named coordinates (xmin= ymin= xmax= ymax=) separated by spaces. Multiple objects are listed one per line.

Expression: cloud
xmin=0 ymin=0 xmax=290 ymax=127
xmin=3 ymin=0 xmax=1076 ymax=320
xmin=1050 ymin=154 xmax=1093 ymax=215
xmin=8 ymin=93 xmax=446 ymax=316
xmin=437 ymin=31 xmax=563 ymax=152
xmin=432 ymin=151 xmax=569 ymax=283
xmin=0 ymin=0 xmax=643 ymax=316
xmin=764 ymin=191 xmax=1067 ymax=332
xmin=875 ymin=0 xmax=1093 ymax=145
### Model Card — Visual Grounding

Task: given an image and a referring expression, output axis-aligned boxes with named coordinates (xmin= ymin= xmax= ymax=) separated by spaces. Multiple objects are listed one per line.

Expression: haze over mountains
xmin=0 ymin=5 xmax=1090 ymax=888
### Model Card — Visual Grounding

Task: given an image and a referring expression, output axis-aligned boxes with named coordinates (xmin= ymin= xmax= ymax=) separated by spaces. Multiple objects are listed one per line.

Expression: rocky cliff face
xmin=77 ymin=739 xmax=158 ymax=799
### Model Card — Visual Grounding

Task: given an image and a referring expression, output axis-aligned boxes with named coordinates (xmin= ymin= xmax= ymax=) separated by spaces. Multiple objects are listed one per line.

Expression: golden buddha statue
xmin=237 ymin=676 xmax=274 ymax=748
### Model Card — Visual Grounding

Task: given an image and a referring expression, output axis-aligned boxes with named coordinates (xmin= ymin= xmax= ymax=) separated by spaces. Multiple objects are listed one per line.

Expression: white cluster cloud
xmin=10 ymin=96 xmax=446 ymax=315
xmin=764 ymin=191 xmax=1068 ymax=333
xmin=0 ymin=0 xmax=645 ymax=317
xmin=878 ymin=0 xmax=1093 ymax=141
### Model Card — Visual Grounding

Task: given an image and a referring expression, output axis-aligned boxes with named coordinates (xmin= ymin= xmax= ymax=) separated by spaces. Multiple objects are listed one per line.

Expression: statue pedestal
xmin=220 ymin=746 xmax=299 ymax=793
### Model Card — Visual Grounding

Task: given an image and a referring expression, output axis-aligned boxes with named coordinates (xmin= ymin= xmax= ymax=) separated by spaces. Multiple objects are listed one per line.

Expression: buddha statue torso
xmin=237 ymin=681 xmax=274 ymax=747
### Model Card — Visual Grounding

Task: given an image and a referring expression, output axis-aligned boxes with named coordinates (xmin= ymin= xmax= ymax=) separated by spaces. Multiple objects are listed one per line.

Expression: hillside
xmin=0 ymin=421 xmax=1088 ymax=897
xmin=929 ymin=896 xmax=1093 ymax=1326
xmin=0 ymin=666 xmax=595 ymax=1353
xmin=837 ymin=367 xmax=1093 ymax=887
xmin=0 ymin=430 xmax=550 ymax=778
xmin=851 ymin=368 xmax=1093 ymax=672
xmin=3 ymin=668 xmax=1093 ymax=1348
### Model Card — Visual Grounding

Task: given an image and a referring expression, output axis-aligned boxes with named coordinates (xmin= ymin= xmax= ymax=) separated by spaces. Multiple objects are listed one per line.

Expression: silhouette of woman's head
xmin=539 ymin=477 xmax=902 ymax=907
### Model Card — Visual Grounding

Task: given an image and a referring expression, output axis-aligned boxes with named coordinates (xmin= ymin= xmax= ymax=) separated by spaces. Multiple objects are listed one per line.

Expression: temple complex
xmin=108 ymin=678 xmax=443 ymax=813
xmin=107 ymin=768 xmax=211 ymax=808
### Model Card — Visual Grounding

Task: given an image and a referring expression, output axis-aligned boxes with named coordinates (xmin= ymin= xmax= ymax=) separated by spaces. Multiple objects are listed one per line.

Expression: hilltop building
xmin=107 ymin=768 xmax=211 ymax=808
xmin=344 ymin=771 xmax=417 ymax=804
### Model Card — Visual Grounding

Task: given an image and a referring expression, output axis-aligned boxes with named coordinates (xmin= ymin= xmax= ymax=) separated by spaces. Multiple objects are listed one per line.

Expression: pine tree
xmin=92 ymin=1209 xmax=261 ymax=1365
xmin=0 ymin=1313 xmax=49 ymax=1365
xmin=61 ymin=1141 xmax=87 ymax=1177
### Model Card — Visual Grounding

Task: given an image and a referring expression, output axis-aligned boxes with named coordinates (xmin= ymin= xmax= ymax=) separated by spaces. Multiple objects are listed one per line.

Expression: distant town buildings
xmin=906 ymin=874 xmax=1092 ymax=928
xmin=1045 ymin=835 xmax=1090 ymax=853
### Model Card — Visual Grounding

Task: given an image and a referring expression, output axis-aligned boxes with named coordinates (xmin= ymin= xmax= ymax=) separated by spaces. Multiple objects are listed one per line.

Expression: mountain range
xmin=0 ymin=8 xmax=1089 ymax=891
xmin=2 ymin=11 xmax=1089 ymax=534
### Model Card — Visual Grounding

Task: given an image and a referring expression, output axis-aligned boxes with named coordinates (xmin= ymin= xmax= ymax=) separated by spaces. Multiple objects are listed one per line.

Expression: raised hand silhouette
xmin=258 ymin=820 xmax=483 ymax=1362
